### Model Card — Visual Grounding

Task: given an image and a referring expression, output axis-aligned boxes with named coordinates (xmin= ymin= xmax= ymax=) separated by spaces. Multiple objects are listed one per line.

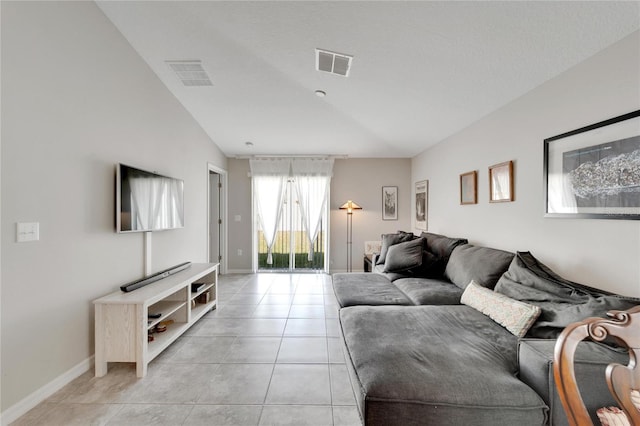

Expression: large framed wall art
xmin=544 ymin=109 xmax=640 ymax=219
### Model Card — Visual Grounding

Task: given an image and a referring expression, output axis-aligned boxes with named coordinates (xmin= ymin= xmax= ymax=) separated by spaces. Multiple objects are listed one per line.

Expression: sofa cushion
xmin=383 ymin=238 xmax=424 ymax=273
xmin=372 ymin=264 xmax=410 ymax=282
xmin=332 ymin=273 xmax=413 ymax=308
xmin=339 ymin=305 xmax=547 ymax=426
xmin=518 ymin=339 xmax=628 ymax=426
xmin=419 ymin=232 xmax=468 ymax=263
xmin=394 ymin=277 xmax=463 ymax=305
xmin=445 ymin=244 xmax=514 ymax=290
xmin=376 ymin=232 xmax=415 ymax=265
xmin=461 ymin=281 xmax=541 ymax=337
xmin=495 ymin=252 xmax=639 ymax=338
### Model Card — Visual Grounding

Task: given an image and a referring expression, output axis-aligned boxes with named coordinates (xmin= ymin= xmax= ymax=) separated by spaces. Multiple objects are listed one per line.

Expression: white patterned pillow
xmin=461 ymin=280 xmax=541 ymax=337
xmin=596 ymin=406 xmax=630 ymax=426
xmin=595 ymin=390 xmax=640 ymax=426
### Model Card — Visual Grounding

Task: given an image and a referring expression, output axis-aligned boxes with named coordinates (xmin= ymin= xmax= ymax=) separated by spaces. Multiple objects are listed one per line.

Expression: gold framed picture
xmin=460 ymin=171 xmax=477 ymax=205
xmin=489 ymin=161 xmax=514 ymax=202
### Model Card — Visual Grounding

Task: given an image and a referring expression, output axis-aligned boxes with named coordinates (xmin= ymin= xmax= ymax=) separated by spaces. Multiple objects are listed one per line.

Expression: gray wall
xmin=226 ymin=158 xmax=412 ymax=272
xmin=1 ymin=1 xmax=227 ymax=412
xmin=412 ymin=31 xmax=640 ymax=297
xmin=330 ymin=159 xmax=412 ymax=272
xmin=227 ymin=159 xmax=252 ymax=272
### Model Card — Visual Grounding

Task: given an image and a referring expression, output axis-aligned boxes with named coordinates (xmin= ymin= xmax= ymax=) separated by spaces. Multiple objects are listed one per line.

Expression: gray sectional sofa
xmin=333 ymin=232 xmax=638 ymax=426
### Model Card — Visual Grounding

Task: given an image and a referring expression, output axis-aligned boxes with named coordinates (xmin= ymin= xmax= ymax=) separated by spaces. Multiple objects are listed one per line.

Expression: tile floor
xmin=12 ymin=273 xmax=361 ymax=426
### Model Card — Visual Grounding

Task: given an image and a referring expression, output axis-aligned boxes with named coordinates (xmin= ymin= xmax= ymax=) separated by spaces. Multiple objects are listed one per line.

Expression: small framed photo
xmin=489 ymin=161 xmax=514 ymax=202
xmin=382 ymin=186 xmax=398 ymax=220
xmin=460 ymin=171 xmax=477 ymax=205
xmin=415 ymin=180 xmax=428 ymax=230
xmin=544 ymin=110 xmax=640 ymax=219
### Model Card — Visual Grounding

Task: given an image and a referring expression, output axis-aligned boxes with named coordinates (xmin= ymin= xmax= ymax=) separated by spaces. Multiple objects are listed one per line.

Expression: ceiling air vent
xmin=315 ymin=49 xmax=353 ymax=77
xmin=166 ymin=60 xmax=213 ymax=87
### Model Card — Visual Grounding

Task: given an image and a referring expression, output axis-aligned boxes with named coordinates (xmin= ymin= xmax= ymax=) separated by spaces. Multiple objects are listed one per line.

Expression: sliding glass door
xmin=256 ymin=180 xmax=327 ymax=272
xmin=251 ymin=157 xmax=332 ymax=273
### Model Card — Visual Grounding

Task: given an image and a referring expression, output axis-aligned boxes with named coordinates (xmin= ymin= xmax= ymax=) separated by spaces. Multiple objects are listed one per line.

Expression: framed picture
xmin=544 ymin=109 xmax=640 ymax=219
xmin=460 ymin=171 xmax=477 ymax=205
xmin=415 ymin=180 xmax=428 ymax=230
xmin=489 ymin=161 xmax=514 ymax=202
xmin=382 ymin=186 xmax=398 ymax=220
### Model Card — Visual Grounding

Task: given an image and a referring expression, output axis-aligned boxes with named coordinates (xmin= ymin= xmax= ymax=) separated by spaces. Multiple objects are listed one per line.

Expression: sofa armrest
xmin=518 ymin=338 xmax=628 ymax=426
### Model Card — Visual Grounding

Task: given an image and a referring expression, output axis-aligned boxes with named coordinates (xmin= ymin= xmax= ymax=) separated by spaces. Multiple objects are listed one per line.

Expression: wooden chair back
xmin=553 ymin=305 xmax=640 ymax=426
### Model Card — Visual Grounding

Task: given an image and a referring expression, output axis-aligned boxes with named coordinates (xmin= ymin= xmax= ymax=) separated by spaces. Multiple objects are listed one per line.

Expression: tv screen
xmin=116 ymin=164 xmax=184 ymax=233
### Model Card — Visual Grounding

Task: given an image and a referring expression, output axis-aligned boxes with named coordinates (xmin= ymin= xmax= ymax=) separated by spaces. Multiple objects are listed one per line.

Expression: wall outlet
xmin=17 ymin=222 xmax=39 ymax=242
xmin=234 ymin=215 xmax=241 ymax=222
xmin=237 ymin=249 xmax=243 ymax=256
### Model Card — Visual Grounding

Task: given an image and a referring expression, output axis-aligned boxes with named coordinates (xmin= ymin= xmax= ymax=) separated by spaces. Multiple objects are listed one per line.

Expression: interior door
xmin=209 ymin=172 xmax=221 ymax=264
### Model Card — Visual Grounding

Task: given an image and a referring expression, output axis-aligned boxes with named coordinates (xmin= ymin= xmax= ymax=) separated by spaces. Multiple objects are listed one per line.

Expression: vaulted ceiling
xmin=97 ymin=1 xmax=640 ymax=158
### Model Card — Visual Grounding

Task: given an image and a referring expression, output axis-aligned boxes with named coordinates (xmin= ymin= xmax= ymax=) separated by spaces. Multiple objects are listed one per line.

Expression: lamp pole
xmin=339 ymin=200 xmax=362 ymax=273
xmin=346 ymin=210 xmax=353 ymax=272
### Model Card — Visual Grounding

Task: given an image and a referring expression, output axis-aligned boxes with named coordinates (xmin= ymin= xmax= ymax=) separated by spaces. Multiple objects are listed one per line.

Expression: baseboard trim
xmin=225 ymin=269 xmax=253 ymax=274
xmin=1 ymin=356 xmax=94 ymax=426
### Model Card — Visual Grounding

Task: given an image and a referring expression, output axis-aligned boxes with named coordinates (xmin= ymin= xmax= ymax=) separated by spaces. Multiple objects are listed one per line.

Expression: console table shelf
xmin=147 ymin=300 xmax=185 ymax=329
xmin=94 ymin=263 xmax=218 ymax=377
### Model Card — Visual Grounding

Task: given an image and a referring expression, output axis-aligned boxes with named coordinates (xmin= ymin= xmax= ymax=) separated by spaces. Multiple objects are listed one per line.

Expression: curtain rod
xmin=234 ymin=154 xmax=348 ymax=160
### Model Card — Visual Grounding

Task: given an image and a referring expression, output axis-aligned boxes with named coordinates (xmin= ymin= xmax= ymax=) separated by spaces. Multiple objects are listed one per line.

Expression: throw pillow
xmin=383 ymin=238 xmax=424 ymax=273
xmin=461 ymin=280 xmax=541 ymax=338
xmin=408 ymin=250 xmax=445 ymax=278
xmin=419 ymin=232 xmax=468 ymax=264
xmin=444 ymin=244 xmax=514 ymax=290
xmin=376 ymin=232 xmax=415 ymax=265
xmin=494 ymin=252 xmax=639 ymax=338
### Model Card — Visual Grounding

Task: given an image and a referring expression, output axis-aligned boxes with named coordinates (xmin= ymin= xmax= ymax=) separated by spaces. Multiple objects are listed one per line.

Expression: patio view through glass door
xmin=251 ymin=157 xmax=332 ymax=273
xmin=257 ymin=181 xmax=326 ymax=271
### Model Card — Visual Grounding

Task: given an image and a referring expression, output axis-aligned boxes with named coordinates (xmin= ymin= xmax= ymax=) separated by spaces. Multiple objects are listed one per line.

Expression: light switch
xmin=17 ymin=222 xmax=39 ymax=242
xmin=234 ymin=215 xmax=241 ymax=222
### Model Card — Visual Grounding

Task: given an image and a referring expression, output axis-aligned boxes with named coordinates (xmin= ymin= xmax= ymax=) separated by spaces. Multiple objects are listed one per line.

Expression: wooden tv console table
xmin=93 ymin=263 xmax=218 ymax=378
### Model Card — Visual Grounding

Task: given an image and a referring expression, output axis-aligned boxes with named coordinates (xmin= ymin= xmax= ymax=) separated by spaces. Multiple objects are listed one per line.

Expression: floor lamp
xmin=339 ymin=200 xmax=362 ymax=272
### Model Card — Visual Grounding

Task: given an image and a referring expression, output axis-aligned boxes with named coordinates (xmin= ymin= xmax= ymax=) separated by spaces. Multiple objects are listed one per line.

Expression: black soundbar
xmin=120 ymin=261 xmax=192 ymax=292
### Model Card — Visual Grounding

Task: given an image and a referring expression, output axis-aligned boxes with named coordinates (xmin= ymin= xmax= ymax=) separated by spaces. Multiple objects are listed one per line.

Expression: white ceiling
xmin=96 ymin=1 xmax=640 ymax=158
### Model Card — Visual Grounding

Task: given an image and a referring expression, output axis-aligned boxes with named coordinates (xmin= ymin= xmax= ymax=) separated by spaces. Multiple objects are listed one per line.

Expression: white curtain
xmin=250 ymin=158 xmax=290 ymax=264
xmin=130 ymin=176 xmax=163 ymax=230
xmin=291 ymin=158 xmax=334 ymax=261
xmin=157 ymin=178 xmax=184 ymax=229
xmin=130 ymin=176 xmax=184 ymax=230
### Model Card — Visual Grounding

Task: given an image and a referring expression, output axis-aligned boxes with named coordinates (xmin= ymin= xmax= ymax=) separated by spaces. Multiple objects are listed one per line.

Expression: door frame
xmin=207 ymin=163 xmax=227 ymax=274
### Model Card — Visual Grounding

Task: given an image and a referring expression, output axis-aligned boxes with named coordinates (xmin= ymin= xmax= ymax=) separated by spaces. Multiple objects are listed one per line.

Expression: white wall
xmin=1 ymin=1 xmax=227 ymax=414
xmin=412 ymin=31 xmax=640 ymax=297
xmin=226 ymin=158 xmax=412 ymax=273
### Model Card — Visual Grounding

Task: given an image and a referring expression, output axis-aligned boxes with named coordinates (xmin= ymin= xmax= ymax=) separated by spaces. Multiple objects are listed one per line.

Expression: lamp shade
xmin=339 ymin=200 xmax=362 ymax=214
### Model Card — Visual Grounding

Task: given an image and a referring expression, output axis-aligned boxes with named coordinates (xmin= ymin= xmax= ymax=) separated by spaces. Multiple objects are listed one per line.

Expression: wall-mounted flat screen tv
xmin=116 ymin=164 xmax=184 ymax=233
